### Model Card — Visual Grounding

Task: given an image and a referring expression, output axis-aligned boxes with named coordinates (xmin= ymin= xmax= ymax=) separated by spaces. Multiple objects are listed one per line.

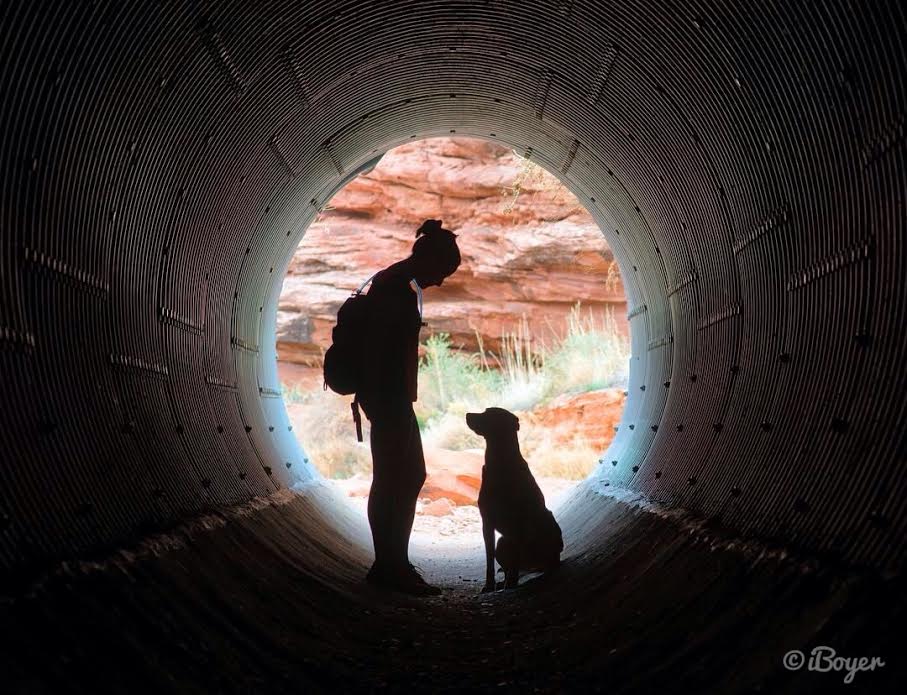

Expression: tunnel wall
xmin=1 ymin=0 xmax=904 ymax=581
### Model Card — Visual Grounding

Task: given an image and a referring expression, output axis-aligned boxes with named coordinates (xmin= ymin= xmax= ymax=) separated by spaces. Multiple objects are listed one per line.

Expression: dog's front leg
xmin=481 ymin=520 xmax=497 ymax=592
xmin=503 ymin=543 xmax=520 ymax=589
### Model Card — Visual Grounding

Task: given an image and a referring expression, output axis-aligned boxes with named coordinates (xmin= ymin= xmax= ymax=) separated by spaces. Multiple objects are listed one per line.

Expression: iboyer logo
xmin=783 ymin=646 xmax=886 ymax=684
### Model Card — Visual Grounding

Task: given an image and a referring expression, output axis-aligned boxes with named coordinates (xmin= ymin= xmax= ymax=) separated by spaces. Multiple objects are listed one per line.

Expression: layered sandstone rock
xmin=276 ymin=137 xmax=626 ymax=382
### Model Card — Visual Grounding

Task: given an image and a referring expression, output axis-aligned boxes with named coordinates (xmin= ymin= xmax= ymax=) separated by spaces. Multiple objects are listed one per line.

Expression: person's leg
xmin=365 ymin=407 xmax=400 ymax=573
xmin=365 ymin=401 xmax=437 ymax=594
xmin=393 ymin=407 xmax=426 ymax=568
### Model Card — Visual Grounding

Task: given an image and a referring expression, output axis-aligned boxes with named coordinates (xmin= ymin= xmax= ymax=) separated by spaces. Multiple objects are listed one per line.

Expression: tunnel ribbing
xmin=0 ymin=0 xmax=904 ymax=581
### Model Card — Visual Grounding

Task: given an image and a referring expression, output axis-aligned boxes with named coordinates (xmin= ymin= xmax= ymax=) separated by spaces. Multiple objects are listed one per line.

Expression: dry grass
xmin=283 ymin=387 xmax=372 ymax=479
xmin=285 ymin=302 xmax=628 ymax=481
xmin=500 ymin=152 xmax=586 ymax=221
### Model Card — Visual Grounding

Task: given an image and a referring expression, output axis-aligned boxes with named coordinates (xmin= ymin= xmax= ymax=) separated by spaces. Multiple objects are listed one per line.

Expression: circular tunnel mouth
xmin=269 ymin=135 xmax=634 ymax=557
xmin=2 ymin=1 xmax=905 ymax=690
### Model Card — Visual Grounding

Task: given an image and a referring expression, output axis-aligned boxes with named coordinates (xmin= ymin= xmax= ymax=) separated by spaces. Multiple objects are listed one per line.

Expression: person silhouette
xmin=357 ymin=219 xmax=461 ymax=595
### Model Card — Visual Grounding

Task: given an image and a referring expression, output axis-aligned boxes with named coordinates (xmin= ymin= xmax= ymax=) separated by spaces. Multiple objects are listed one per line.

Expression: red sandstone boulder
xmin=420 ymin=446 xmax=484 ymax=506
xmin=516 ymin=388 xmax=626 ymax=452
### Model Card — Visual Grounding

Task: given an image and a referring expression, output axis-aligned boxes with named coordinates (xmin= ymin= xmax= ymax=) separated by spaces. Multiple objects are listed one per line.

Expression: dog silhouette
xmin=466 ymin=407 xmax=563 ymax=591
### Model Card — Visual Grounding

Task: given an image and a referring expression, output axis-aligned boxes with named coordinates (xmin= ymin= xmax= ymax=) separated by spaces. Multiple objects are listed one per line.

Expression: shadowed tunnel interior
xmin=1 ymin=1 xmax=906 ymax=692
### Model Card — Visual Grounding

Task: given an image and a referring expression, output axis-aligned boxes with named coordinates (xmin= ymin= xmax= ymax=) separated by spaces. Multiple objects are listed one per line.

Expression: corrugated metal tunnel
xmin=1 ymin=1 xmax=905 ymax=692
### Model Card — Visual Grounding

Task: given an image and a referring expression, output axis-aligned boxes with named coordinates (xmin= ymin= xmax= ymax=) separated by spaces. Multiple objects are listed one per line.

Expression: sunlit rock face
xmin=277 ymin=137 xmax=627 ymax=387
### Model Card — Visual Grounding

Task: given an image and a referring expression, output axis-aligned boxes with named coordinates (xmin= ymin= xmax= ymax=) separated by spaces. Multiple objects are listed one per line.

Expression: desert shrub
xmin=540 ymin=303 xmax=629 ymax=397
xmin=285 ymin=301 xmax=629 ymax=480
xmin=416 ymin=333 xmax=501 ymax=424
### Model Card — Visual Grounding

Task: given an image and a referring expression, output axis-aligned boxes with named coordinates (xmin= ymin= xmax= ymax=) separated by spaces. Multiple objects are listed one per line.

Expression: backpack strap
xmin=358 ymin=272 xmax=423 ymax=321
xmin=412 ymin=279 xmax=423 ymax=321
xmin=355 ymin=273 xmax=377 ymax=295
xmin=351 ymin=398 xmax=363 ymax=442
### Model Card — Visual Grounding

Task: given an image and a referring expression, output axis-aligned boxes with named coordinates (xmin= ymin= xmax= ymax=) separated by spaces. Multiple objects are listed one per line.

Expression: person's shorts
xmin=358 ymin=394 xmax=414 ymax=426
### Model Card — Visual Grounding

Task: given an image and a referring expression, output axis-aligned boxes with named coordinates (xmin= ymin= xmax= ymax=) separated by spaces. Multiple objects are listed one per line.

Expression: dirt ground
xmin=1 ymin=484 xmax=903 ymax=693
xmin=333 ymin=476 xmax=578 ymax=550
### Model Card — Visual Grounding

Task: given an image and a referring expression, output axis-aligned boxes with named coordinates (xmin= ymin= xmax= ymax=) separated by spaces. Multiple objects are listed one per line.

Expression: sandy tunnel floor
xmin=1 ymin=484 xmax=903 ymax=694
xmin=330 ymin=477 xmax=578 ymax=554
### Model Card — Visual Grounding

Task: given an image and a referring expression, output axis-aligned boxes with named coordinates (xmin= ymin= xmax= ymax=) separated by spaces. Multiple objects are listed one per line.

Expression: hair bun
xmin=416 ymin=219 xmax=443 ymax=237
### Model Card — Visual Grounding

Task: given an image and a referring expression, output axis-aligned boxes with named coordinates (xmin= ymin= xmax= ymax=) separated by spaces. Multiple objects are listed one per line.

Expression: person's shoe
xmin=366 ymin=562 xmax=442 ymax=596
xmin=395 ymin=563 xmax=442 ymax=596
xmin=365 ymin=563 xmax=393 ymax=588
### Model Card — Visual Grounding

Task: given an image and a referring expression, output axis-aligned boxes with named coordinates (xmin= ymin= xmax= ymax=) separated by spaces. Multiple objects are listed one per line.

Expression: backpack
xmin=323 ymin=272 xmax=423 ymax=441
xmin=323 ymin=273 xmax=376 ymax=396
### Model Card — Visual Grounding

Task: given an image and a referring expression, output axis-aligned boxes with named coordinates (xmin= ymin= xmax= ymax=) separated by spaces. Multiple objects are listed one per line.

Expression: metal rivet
xmin=201 ymin=478 xmax=211 ymax=489
xmin=611 ymin=460 xmax=618 ymax=466
xmin=730 ymin=486 xmax=741 ymax=497
xmin=676 ymin=424 xmax=684 ymax=432
xmin=268 ymin=426 xmax=274 ymax=432
xmin=632 ymin=466 xmax=639 ymax=473
xmin=263 ymin=466 xmax=273 ymax=476
xmin=688 ymin=476 xmax=697 ymax=485
xmin=760 ymin=421 xmax=772 ymax=432
xmin=867 ymin=511 xmax=890 ymax=528
xmin=217 ymin=425 xmax=224 ymax=433
xmin=779 ymin=352 xmax=791 ymax=363
xmin=713 ymin=423 xmax=723 ymax=432
xmin=245 ymin=425 xmax=252 ymax=433
xmin=38 ymin=421 xmax=57 ymax=435
xmin=650 ymin=425 xmax=658 ymax=432
xmin=654 ymin=471 xmax=661 ymax=479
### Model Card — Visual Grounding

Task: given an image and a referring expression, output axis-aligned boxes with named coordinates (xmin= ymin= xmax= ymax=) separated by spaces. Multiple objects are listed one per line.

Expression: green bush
xmin=285 ymin=302 xmax=629 ymax=478
xmin=415 ymin=333 xmax=502 ymax=426
xmin=540 ymin=303 xmax=629 ymax=397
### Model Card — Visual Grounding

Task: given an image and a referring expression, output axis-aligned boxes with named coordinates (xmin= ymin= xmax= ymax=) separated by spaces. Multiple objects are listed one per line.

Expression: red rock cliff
xmin=277 ymin=137 xmax=626 ymax=390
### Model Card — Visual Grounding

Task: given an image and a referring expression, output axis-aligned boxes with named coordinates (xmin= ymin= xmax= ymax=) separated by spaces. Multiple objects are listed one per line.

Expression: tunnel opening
xmin=274 ymin=135 xmax=631 ymax=546
xmin=1 ymin=1 xmax=905 ymax=691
